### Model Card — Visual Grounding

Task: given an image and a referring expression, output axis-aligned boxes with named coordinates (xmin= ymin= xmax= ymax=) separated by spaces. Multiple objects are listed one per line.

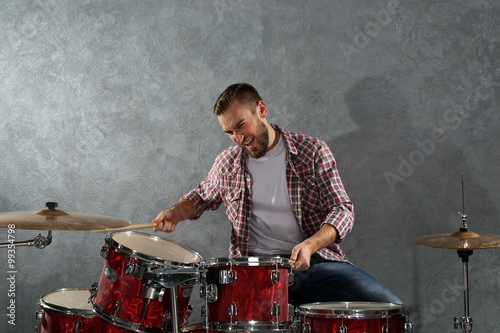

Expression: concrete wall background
xmin=0 ymin=0 xmax=499 ymax=331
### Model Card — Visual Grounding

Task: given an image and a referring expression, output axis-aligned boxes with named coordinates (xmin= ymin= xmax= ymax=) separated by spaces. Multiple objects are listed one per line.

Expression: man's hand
xmin=290 ymin=224 xmax=339 ymax=271
xmin=153 ymin=209 xmax=181 ymax=232
xmin=290 ymin=242 xmax=314 ymax=271
xmin=153 ymin=199 xmax=197 ymax=232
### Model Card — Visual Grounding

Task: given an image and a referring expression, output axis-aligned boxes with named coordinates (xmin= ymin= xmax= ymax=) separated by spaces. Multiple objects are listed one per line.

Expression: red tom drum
xmin=201 ymin=256 xmax=293 ymax=332
xmin=90 ymin=231 xmax=202 ymax=333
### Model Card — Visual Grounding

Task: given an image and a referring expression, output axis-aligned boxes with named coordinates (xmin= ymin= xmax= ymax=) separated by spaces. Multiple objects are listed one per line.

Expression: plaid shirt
xmin=183 ymin=124 xmax=354 ymax=263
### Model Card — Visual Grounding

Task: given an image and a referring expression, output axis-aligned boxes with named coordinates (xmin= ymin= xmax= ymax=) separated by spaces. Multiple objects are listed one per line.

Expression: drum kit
xmin=1 ymin=195 xmax=500 ymax=332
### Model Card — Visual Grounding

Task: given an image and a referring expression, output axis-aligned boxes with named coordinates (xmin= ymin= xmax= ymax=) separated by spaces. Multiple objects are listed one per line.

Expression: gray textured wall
xmin=1 ymin=0 xmax=499 ymax=332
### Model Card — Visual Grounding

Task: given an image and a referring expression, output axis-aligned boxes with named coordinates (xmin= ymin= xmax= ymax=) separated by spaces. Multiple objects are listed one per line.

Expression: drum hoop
xmin=39 ymin=288 xmax=95 ymax=318
xmin=206 ymin=256 xmax=293 ymax=268
xmin=108 ymin=231 xmax=202 ymax=267
xmin=297 ymin=302 xmax=406 ymax=319
xmin=90 ymin=300 xmax=156 ymax=332
xmin=207 ymin=320 xmax=291 ymax=331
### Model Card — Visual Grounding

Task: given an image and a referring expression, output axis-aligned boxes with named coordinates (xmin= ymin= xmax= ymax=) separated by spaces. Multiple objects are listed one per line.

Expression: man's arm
xmin=290 ymin=224 xmax=338 ymax=271
xmin=153 ymin=199 xmax=197 ymax=232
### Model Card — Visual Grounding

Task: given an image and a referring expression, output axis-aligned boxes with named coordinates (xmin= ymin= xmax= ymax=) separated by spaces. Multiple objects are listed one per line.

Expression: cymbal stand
xmin=454 ymin=249 xmax=473 ymax=332
xmin=453 ymin=210 xmax=472 ymax=333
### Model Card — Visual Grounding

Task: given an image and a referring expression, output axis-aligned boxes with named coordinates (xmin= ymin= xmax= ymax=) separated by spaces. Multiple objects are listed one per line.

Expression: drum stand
xmin=143 ymin=267 xmax=199 ymax=333
xmin=161 ymin=286 xmax=180 ymax=333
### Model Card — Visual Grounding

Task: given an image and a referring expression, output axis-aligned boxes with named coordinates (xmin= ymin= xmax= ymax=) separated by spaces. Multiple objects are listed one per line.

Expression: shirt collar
xmin=233 ymin=124 xmax=298 ymax=171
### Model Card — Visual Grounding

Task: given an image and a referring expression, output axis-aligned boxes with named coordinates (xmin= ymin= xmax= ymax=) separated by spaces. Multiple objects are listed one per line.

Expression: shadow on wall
xmin=328 ymin=75 xmax=497 ymax=330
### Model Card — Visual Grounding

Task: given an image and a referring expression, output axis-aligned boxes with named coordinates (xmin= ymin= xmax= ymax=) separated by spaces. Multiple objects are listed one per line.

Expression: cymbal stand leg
xmin=454 ymin=250 xmax=473 ymax=333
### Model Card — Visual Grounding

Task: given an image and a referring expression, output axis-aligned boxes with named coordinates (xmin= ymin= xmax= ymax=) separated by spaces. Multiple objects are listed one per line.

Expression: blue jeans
xmin=288 ymin=255 xmax=402 ymax=305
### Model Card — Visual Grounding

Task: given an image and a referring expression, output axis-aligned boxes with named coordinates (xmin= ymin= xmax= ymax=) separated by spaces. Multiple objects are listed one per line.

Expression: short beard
xmin=240 ymin=121 xmax=269 ymax=159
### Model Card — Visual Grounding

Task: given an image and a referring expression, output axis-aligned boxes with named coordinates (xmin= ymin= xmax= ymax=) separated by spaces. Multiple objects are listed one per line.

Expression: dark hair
xmin=213 ymin=83 xmax=262 ymax=115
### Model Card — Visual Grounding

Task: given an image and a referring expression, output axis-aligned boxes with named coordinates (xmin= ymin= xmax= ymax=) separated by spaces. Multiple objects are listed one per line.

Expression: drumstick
xmin=89 ymin=223 xmax=157 ymax=233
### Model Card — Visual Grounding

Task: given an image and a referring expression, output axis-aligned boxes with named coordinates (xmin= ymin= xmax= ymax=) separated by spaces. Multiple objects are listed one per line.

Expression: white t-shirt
xmin=247 ymin=135 xmax=305 ymax=255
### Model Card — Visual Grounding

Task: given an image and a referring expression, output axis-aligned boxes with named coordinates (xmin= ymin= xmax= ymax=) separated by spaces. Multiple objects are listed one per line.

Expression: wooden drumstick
xmin=89 ymin=223 xmax=157 ymax=233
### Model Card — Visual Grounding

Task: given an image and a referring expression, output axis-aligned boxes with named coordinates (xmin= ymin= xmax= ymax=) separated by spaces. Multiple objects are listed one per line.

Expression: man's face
xmin=218 ymin=100 xmax=269 ymax=159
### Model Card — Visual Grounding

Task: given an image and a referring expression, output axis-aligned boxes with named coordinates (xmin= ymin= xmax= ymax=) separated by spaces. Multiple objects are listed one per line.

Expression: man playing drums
xmin=154 ymin=83 xmax=401 ymax=305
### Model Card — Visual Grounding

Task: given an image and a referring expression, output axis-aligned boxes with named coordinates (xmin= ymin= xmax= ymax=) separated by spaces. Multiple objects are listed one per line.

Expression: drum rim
xmin=39 ymin=288 xmax=95 ymax=318
xmin=108 ymin=231 xmax=203 ymax=267
xmin=90 ymin=300 xmax=156 ymax=332
xmin=207 ymin=319 xmax=291 ymax=331
xmin=297 ymin=301 xmax=406 ymax=319
xmin=206 ymin=256 xmax=293 ymax=268
xmin=184 ymin=322 xmax=291 ymax=333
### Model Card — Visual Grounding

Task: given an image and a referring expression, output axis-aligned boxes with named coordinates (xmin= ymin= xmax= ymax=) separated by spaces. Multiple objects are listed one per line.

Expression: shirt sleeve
xmin=182 ymin=157 xmax=223 ymax=220
xmin=315 ymin=141 xmax=354 ymax=242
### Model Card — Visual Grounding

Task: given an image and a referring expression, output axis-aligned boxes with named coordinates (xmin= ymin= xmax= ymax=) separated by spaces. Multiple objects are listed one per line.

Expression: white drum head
xmin=40 ymin=288 xmax=93 ymax=315
xmin=111 ymin=231 xmax=202 ymax=264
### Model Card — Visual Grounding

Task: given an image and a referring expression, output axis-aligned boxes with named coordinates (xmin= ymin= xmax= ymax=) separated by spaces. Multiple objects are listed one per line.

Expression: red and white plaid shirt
xmin=183 ymin=125 xmax=354 ymax=263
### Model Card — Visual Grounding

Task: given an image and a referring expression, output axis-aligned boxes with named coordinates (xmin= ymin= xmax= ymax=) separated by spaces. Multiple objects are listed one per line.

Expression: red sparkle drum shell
xmin=296 ymin=302 xmax=407 ymax=333
xmin=203 ymin=256 xmax=293 ymax=331
xmin=36 ymin=288 xmax=132 ymax=332
xmin=91 ymin=231 xmax=202 ymax=333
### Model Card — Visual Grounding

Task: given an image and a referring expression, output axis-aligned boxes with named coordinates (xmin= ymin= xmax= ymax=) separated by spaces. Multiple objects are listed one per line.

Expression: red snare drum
xmin=202 ymin=257 xmax=293 ymax=332
xmin=296 ymin=302 xmax=408 ymax=333
xmin=90 ymin=231 xmax=202 ymax=333
xmin=36 ymin=288 xmax=131 ymax=332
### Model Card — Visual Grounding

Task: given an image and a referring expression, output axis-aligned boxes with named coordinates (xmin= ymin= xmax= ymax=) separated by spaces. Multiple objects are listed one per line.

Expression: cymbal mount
xmin=0 ymin=230 xmax=53 ymax=249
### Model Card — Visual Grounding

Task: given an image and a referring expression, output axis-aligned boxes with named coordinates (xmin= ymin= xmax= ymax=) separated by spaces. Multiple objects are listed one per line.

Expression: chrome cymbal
xmin=412 ymin=231 xmax=500 ymax=250
xmin=0 ymin=203 xmax=131 ymax=231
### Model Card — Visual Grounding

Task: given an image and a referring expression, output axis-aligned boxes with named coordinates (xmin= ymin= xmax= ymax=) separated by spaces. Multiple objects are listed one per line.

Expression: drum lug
xmin=100 ymin=244 xmax=109 ymax=259
xmin=271 ymin=302 xmax=280 ymax=326
xmin=219 ymin=269 xmax=237 ymax=284
xmin=89 ymin=282 xmax=99 ymax=300
xmin=382 ymin=313 xmax=391 ymax=333
xmin=75 ymin=317 xmax=82 ymax=333
xmin=339 ymin=315 xmax=347 ymax=333
xmin=228 ymin=302 xmax=238 ymax=326
xmin=271 ymin=302 xmax=280 ymax=316
xmin=405 ymin=308 xmax=413 ymax=333
xmin=302 ymin=322 xmax=311 ymax=333
xmin=114 ymin=299 xmax=123 ymax=317
xmin=200 ymin=283 xmax=218 ymax=303
xmin=35 ymin=308 xmax=44 ymax=323
xmin=271 ymin=270 xmax=280 ymax=284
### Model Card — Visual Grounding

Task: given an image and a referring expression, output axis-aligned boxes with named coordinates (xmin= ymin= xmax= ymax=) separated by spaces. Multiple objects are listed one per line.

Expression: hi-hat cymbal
xmin=412 ymin=231 xmax=500 ymax=250
xmin=0 ymin=203 xmax=131 ymax=231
